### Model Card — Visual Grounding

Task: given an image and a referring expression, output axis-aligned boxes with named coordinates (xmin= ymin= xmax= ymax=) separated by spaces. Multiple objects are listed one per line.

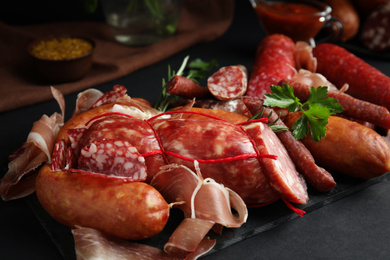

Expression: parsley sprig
xmin=154 ymin=56 xmax=218 ymax=112
xmin=264 ymin=84 xmax=343 ymax=142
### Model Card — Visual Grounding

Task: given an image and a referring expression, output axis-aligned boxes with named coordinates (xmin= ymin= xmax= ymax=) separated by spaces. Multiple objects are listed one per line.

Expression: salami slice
xmin=78 ymin=139 xmax=147 ymax=181
xmin=243 ymin=122 xmax=308 ymax=204
xmin=91 ymin=85 xmax=127 ymax=108
xmin=360 ymin=2 xmax=390 ymax=52
xmin=207 ymin=65 xmax=248 ymax=101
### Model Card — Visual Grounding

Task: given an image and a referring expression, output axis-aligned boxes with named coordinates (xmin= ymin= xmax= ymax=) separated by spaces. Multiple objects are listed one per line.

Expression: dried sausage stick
xmin=242 ymin=96 xmax=336 ymax=192
xmin=166 ymin=75 xmax=211 ymax=99
xmin=313 ymin=43 xmax=390 ymax=111
xmin=246 ymin=34 xmax=296 ymax=98
xmin=282 ymin=79 xmax=390 ymax=129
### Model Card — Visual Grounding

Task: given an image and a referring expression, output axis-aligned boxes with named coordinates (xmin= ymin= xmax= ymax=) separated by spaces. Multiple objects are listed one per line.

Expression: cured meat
xmin=0 ymin=87 xmax=64 ymax=200
xmin=242 ymin=96 xmax=336 ymax=192
xmin=73 ymin=226 xmax=213 ymax=260
xmin=77 ymin=139 xmax=147 ymax=180
xmin=207 ymin=65 xmax=248 ymax=100
xmin=282 ymin=78 xmax=390 ymax=130
xmin=243 ymin=122 xmax=308 ymax=204
xmin=150 ymin=116 xmax=280 ymax=205
xmin=36 ymin=165 xmax=170 ymax=240
xmin=246 ymin=34 xmax=296 ymax=98
xmin=313 ymin=43 xmax=390 ymax=111
xmin=360 ymin=2 xmax=390 ymax=52
xmin=284 ymin=113 xmax=390 ymax=179
xmin=166 ymin=75 xmax=211 ymax=99
xmin=91 ymin=85 xmax=127 ymax=108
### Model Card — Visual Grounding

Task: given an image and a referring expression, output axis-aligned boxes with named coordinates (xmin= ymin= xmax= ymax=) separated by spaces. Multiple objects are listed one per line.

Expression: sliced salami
xmin=243 ymin=122 xmax=308 ymax=204
xmin=207 ymin=65 xmax=248 ymax=101
xmin=91 ymin=85 xmax=127 ymax=108
xmin=360 ymin=2 xmax=390 ymax=52
xmin=78 ymin=139 xmax=147 ymax=181
xmin=150 ymin=117 xmax=279 ymax=205
xmin=51 ymin=140 xmax=66 ymax=171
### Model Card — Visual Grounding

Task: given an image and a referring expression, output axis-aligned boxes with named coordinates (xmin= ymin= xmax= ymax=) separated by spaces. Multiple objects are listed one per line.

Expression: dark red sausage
xmin=36 ymin=165 xmax=170 ymax=240
xmin=360 ymin=2 xmax=390 ymax=52
xmin=313 ymin=43 xmax=390 ymax=111
xmin=207 ymin=65 xmax=248 ymax=100
xmin=241 ymin=96 xmax=336 ymax=192
xmin=167 ymin=75 xmax=211 ymax=99
xmin=246 ymin=34 xmax=296 ymax=98
xmin=150 ymin=117 xmax=280 ymax=205
xmin=282 ymin=79 xmax=390 ymax=129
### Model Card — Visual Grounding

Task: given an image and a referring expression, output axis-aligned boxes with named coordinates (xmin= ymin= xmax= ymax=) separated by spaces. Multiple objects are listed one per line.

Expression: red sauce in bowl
xmin=254 ymin=2 xmax=330 ymax=42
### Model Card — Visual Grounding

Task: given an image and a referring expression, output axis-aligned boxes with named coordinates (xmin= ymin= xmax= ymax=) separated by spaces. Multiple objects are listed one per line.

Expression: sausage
xmin=265 ymin=108 xmax=336 ymax=192
xmin=313 ymin=43 xmax=390 ymax=111
xmin=353 ymin=0 xmax=388 ymax=18
xmin=246 ymin=34 xmax=296 ymax=98
xmin=150 ymin=117 xmax=280 ymax=205
xmin=36 ymin=165 xmax=170 ymax=240
xmin=207 ymin=65 xmax=248 ymax=100
xmin=323 ymin=0 xmax=360 ymax=42
xmin=166 ymin=75 xmax=211 ymax=99
xmin=241 ymin=96 xmax=336 ymax=192
xmin=360 ymin=1 xmax=390 ymax=52
xmin=281 ymin=78 xmax=390 ymax=129
xmin=284 ymin=113 xmax=390 ymax=179
xmin=243 ymin=122 xmax=308 ymax=204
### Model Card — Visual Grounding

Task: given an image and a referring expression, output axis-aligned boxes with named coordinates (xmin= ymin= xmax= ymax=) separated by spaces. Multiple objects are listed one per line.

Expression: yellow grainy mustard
xmin=30 ymin=37 xmax=93 ymax=60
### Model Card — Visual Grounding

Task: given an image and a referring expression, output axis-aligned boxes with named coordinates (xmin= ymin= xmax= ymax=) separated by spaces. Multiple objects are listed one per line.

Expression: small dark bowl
xmin=28 ymin=35 xmax=95 ymax=83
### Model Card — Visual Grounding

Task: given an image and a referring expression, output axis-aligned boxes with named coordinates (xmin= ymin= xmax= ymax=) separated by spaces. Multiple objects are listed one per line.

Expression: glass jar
xmin=101 ymin=0 xmax=183 ymax=46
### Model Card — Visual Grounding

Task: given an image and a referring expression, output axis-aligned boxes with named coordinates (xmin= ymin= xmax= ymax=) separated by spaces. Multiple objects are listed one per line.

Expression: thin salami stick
xmin=166 ymin=75 xmax=211 ymax=99
xmin=242 ymin=96 xmax=336 ymax=192
xmin=246 ymin=34 xmax=296 ymax=98
xmin=313 ymin=43 xmax=390 ymax=111
xmin=281 ymin=79 xmax=390 ymax=129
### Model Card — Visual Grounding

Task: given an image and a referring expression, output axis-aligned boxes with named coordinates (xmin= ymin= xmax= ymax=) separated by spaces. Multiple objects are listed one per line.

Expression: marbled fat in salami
xmin=207 ymin=65 xmax=248 ymax=100
xmin=361 ymin=2 xmax=390 ymax=52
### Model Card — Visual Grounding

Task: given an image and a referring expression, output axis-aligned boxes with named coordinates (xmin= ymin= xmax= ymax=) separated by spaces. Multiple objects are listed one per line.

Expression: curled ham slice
xmin=72 ymin=88 xmax=104 ymax=117
xmin=0 ymin=88 xmax=64 ymax=200
xmin=72 ymin=226 xmax=215 ymax=260
xmin=289 ymin=69 xmax=339 ymax=92
xmin=150 ymin=162 xmax=248 ymax=227
xmin=294 ymin=41 xmax=317 ymax=72
xmin=72 ymin=227 xmax=181 ymax=260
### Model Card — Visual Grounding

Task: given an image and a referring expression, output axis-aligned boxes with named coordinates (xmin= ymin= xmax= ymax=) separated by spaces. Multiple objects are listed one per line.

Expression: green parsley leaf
xmin=264 ymin=84 xmax=344 ymax=142
xmin=264 ymin=85 xmax=300 ymax=112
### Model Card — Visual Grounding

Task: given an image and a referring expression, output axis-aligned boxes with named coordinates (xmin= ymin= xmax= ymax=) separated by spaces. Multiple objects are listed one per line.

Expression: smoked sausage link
xmin=36 ymin=165 xmax=170 ymax=240
xmin=313 ymin=43 xmax=390 ymax=111
xmin=284 ymin=113 xmax=390 ymax=179
xmin=246 ymin=34 xmax=296 ymax=98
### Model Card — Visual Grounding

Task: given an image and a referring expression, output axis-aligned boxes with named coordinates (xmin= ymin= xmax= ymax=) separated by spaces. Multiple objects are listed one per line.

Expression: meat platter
xmin=1 ymin=32 xmax=390 ymax=259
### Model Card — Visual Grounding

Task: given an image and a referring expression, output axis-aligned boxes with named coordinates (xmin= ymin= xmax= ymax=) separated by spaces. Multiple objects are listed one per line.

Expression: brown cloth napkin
xmin=0 ymin=0 xmax=234 ymax=113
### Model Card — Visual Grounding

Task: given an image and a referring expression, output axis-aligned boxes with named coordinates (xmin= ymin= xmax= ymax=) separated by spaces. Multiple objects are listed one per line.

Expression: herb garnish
xmin=264 ymin=84 xmax=343 ymax=142
xmin=154 ymin=56 xmax=218 ymax=112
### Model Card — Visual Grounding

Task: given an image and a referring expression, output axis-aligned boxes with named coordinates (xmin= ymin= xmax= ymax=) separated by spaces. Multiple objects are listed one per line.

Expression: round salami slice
xmin=207 ymin=65 xmax=248 ymax=101
xmin=78 ymin=139 xmax=147 ymax=181
xmin=360 ymin=2 xmax=390 ymax=52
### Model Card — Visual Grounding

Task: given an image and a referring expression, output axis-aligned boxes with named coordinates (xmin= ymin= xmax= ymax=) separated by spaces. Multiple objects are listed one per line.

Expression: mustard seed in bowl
xmin=30 ymin=37 xmax=93 ymax=60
